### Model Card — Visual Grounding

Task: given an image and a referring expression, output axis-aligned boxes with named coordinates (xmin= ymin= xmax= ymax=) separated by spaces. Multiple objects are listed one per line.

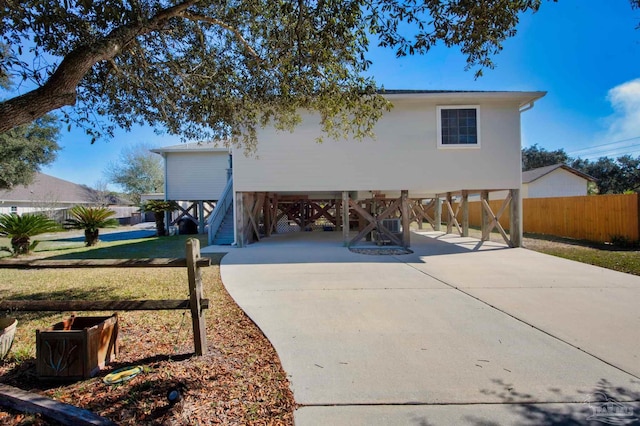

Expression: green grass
xmin=0 ymin=231 xmax=220 ymax=361
xmin=531 ymin=245 xmax=640 ymax=276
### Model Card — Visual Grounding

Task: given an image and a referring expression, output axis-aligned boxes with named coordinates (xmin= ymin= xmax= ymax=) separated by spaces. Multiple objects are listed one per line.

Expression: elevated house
xmin=156 ymin=90 xmax=546 ymax=248
xmin=151 ymin=142 xmax=231 ymax=233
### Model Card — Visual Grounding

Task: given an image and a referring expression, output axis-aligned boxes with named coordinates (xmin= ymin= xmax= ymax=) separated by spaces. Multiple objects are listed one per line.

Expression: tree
xmin=1 ymin=0 xmax=609 ymax=151
xmin=0 ymin=213 xmax=61 ymax=256
xmin=522 ymin=144 xmax=570 ymax=171
xmin=64 ymin=205 xmax=119 ymax=246
xmin=105 ymin=144 xmax=163 ymax=205
xmin=571 ymin=156 xmax=640 ymax=195
xmin=142 ymin=200 xmax=178 ymax=236
xmin=0 ymin=114 xmax=61 ymax=189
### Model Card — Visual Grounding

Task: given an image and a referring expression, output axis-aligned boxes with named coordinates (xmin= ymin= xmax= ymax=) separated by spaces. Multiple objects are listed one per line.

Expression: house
xmin=156 ymin=90 xmax=546 ymax=247
xmin=522 ymin=164 xmax=595 ymax=198
xmin=0 ymin=172 xmax=136 ymax=223
xmin=150 ymin=142 xmax=231 ymax=233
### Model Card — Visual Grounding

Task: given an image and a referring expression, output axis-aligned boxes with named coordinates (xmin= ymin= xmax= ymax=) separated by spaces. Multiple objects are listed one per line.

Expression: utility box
xmin=36 ymin=314 xmax=118 ymax=380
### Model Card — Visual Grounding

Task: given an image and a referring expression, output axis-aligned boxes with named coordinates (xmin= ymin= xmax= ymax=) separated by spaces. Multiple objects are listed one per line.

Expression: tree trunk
xmin=0 ymin=1 xmax=197 ymax=132
xmin=154 ymin=212 xmax=167 ymax=236
xmin=85 ymin=229 xmax=100 ymax=246
xmin=11 ymin=237 xmax=30 ymax=255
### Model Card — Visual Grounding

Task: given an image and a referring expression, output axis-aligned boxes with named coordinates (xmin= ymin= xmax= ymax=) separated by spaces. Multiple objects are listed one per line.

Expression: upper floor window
xmin=10 ymin=206 xmax=17 ymax=214
xmin=437 ymin=105 xmax=481 ymax=148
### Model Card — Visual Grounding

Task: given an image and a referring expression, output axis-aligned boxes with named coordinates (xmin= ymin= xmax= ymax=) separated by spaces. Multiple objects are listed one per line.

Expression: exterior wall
xmin=165 ymin=152 xmax=229 ymax=200
xmin=527 ymin=169 xmax=588 ymax=198
xmin=0 ymin=202 xmax=76 ymax=216
xmin=233 ymin=97 xmax=523 ymax=196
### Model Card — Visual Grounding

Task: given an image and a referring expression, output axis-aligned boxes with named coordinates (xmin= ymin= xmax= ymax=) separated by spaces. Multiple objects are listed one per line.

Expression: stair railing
xmin=207 ymin=177 xmax=234 ymax=245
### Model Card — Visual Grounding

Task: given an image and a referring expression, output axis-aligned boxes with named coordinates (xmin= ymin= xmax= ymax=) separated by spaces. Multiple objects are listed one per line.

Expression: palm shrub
xmin=65 ymin=205 xmax=119 ymax=246
xmin=0 ymin=213 xmax=61 ymax=256
xmin=141 ymin=200 xmax=178 ymax=236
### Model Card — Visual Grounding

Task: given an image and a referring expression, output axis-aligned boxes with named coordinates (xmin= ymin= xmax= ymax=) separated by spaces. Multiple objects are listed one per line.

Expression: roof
xmin=151 ymin=141 xmax=230 ymax=154
xmin=523 ymin=164 xmax=596 ymax=184
xmin=379 ymin=89 xmax=546 ymax=107
xmin=0 ymin=172 xmax=98 ymax=204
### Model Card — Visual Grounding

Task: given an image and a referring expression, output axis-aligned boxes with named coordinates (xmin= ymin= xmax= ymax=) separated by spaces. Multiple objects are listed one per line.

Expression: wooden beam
xmin=401 ymin=190 xmax=410 ymax=248
xmin=445 ymin=196 xmax=463 ymax=236
xmin=0 ymin=299 xmax=209 ymax=312
xmin=480 ymin=190 xmax=490 ymax=241
xmin=198 ymin=200 xmax=205 ymax=234
xmin=510 ymin=188 xmax=522 ymax=247
xmin=481 ymin=193 xmax=513 ymax=247
xmin=0 ymin=383 xmax=116 ymax=426
xmin=235 ymin=192 xmax=245 ymax=247
xmin=186 ymin=238 xmax=207 ymax=356
xmin=434 ymin=197 xmax=442 ymax=231
xmin=342 ymin=192 xmax=350 ymax=245
xmin=446 ymin=192 xmax=453 ymax=234
xmin=0 ymin=258 xmax=211 ymax=269
xmin=461 ymin=190 xmax=469 ymax=237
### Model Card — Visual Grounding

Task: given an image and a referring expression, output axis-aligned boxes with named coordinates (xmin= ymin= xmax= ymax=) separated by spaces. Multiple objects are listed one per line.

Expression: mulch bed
xmin=0 ymin=269 xmax=295 ymax=425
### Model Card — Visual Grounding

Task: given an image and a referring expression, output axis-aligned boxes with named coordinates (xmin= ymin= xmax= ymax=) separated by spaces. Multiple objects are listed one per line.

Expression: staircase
xmin=207 ymin=178 xmax=234 ymax=245
xmin=212 ymin=207 xmax=234 ymax=245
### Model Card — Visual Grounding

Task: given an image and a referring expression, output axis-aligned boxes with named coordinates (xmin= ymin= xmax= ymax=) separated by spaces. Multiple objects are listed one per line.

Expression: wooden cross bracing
xmin=481 ymin=191 xmax=513 ymax=247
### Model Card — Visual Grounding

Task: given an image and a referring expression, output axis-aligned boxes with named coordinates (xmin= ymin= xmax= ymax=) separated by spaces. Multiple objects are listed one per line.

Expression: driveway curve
xmin=219 ymin=231 xmax=640 ymax=425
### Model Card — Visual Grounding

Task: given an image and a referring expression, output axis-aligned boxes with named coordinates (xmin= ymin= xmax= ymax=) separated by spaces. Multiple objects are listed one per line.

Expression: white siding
xmin=527 ymin=169 xmax=588 ymax=198
xmin=165 ymin=152 xmax=229 ymax=200
xmin=233 ymin=97 xmax=523 ymax=196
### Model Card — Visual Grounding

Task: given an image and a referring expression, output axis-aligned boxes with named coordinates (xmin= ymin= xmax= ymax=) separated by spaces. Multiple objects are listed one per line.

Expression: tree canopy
xmin=0 ymin=114 xmax=60 ymax=189
xmin=104 ymin=143 xmax=163 ymax=205
xmin=0 ymin=0 xmax=569 ymax=151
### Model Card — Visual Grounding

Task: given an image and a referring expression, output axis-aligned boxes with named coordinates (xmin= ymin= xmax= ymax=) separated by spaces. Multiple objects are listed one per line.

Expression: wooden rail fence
xmin=465 ymin=193 xmax=639 ymax=243
xmin=0 ymin=238 xmax=210 ymax=356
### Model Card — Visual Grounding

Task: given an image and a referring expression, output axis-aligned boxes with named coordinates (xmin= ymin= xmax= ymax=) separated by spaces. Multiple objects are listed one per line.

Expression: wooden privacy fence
xmin=466 ymin=193 xmax=640 ymax=243
xmin=0 ymin=239 xmax=210 ymax=356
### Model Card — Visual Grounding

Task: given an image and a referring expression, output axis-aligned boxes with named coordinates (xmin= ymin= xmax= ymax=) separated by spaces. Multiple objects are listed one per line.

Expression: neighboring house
xmin=0 ymin=172 xmax=136 ymax=222
xmin=0 ymin=172 xmax=97 ymax=217
xmin=158 ymin=90 xmax=546 ymax=247
xmin=522 ymin=164 xmax=595 ymax=198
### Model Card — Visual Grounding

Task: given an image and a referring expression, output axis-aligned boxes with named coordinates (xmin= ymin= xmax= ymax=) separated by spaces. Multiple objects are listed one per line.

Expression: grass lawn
xmin=465 ymin=226 xmax=640 ymax=276
xmin=523 ymin=234 xmax=640 ymax=276
xmin=0 ymin=228 xmax=294 ymax=425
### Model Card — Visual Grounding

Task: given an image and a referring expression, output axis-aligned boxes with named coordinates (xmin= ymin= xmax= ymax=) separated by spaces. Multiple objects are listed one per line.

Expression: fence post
xmin=186 ymin=239 xmax=207 ymax=356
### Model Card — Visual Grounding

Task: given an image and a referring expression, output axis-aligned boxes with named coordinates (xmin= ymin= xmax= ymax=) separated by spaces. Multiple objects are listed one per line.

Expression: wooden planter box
xmin=36 ymin=314 xmax=118 ymax=380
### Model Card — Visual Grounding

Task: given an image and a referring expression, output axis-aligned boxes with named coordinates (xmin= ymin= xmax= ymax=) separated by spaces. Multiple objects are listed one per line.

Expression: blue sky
xmin=32 ymin=0 xmax=640 ymax=187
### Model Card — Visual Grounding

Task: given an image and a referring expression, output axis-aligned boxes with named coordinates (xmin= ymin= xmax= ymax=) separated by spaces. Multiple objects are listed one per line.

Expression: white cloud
xmin=605 ymin=78 xmax=640 ymax=142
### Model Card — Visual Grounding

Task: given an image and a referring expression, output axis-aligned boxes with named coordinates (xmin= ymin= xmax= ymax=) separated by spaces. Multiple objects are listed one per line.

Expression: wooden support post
xmin=461 ymin=190 xmax=469 ymax=237
xmin=446 ymin=192 xmax=453 ymax=234
xmin=264 ymin=193 xmax=272 ymax=237
xmin=510 ymin=188 xmax=522 ymax=247
xmin=434 ymin=197 xmax=442 ymax=231
xmin=342 ymin=191 xmax=350 ymax=245
xmin=335 ymin=198 xmax=342 ymax=232
xmin=198 ymin=201 xmax=205 ymax=234
xmin=235 ymin=192 xmax=245 ymax=247
xmin=481 ymin=190 xmax=490 ymax=241
xmin=186 ymin=239 xmax=207 ymax=356
xmin=401 ymin=190 xmax=410 ymax=248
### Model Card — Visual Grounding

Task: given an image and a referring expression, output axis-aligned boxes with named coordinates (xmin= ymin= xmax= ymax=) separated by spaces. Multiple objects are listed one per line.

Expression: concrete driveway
xmin=218 ymin=231 xmax=640 ymax=425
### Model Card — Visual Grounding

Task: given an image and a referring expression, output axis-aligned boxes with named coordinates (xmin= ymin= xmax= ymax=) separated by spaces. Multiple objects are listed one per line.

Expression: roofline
xmin=525 ymin=164 xmax=597 ymax=184
xmin=379 ymin=90 xmax=546 ymax=108
xmin=151 ymin=144 xmax=230 ymax=154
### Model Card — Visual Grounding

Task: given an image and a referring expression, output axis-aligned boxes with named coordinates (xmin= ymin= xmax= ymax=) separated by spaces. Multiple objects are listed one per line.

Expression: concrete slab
xmin=406 ymin=232 xmax=640 ymax=377
xmin=219 ymin=230 xmax=640 ymax=424
xmin=295 ymin=401 xmax=640 ymax=426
